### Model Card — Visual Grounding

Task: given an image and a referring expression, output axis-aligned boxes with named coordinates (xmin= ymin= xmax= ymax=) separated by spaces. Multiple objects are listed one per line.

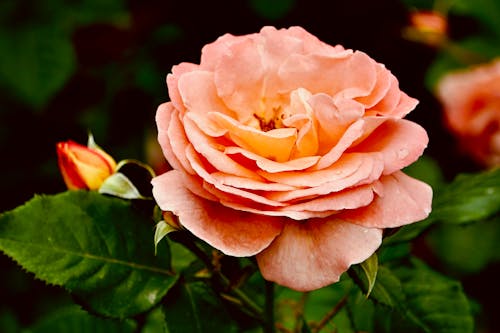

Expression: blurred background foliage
xmin=0 ymin=0 xmax=499 ymax=332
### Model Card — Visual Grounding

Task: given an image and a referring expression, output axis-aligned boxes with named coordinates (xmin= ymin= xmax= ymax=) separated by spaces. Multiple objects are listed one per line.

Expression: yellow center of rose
xmin=249 ymin=97 xmax=292 ymax=132
xmin=253 ymin=107 xmax=287 ymax=131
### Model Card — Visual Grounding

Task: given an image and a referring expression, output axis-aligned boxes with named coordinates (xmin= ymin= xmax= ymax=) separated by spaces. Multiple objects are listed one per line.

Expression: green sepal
xmin=99 ymin=172 xmax=148 ymax=200
xmin=116 ymin=159 xmax=156 ymax=178
xmin=154 ymin=220 xmax=178 ymax=255
xmin=349 ymin=253 xmax=378 ymax=298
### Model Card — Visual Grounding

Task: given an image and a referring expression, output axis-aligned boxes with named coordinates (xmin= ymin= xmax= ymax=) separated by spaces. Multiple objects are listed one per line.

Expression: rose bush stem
xmin=311 ymin=295 xmax=348 ymax=333
xmin=169 ymin=231 xmax=264 ymax=320
xmin=264 ymin=280 xmax=275 ymax=333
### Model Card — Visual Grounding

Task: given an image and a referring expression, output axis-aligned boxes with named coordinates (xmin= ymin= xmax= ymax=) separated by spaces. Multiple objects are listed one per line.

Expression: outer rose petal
xmin=338 ymin=171 xmax=432 ymax=228
xmin=156 ymin=103 xmax=196 ymax=174
xmin=167 ymin=62 xmax=199 ymax=112
xmin=352 ymin=118 xmax=429 ymax=175
xmin=152 ymin=170 xmax=283 ymax=256
xmin=257 ymin=219 xmax=382 ymax=291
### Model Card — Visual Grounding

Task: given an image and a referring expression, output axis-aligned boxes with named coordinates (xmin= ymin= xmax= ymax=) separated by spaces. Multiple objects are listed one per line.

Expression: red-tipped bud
xmin=56 ymin=140 xmax=116 ymax=190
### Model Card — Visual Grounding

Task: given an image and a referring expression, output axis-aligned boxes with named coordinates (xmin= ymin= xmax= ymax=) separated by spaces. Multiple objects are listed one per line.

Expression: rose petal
xmin=183 ymin=116 xmax=261 ymax=179
xmin=265 ymin=153 xmax=384 ymax=202
xmin=212 ymin=37 xmax=265 ymax=121
xmin=221 ymin=183 xmax=375 ymax=220
xmin=355 ymin=63 xmax=392 ymax=108
xmin=213 ymin=27 xmax=308 ymax=120
xmin=200 ymin=33 xmax=241 ymax=71
xmin=225 ymin=147 xmax=320 ymax=173
xmin=279 ymin=51 xmax=377 ymax=99
xmin=366 ymin=74 xmax=400 ymax=115
xmin=152 ymin=170 xmax=283 ymax=256
xmin=351 ymin=118 xmax=429 ymax=175
xmin=256 ymin=218 xmax=382 ymax=291
xmin=338 ymin=171 xmax=432 ymax=228
xmin=284 ymin=26 xmax=349 ymax=56
xmin=211 ymin=172 xmax=297 ymax=191
xmin=259 ymin=153 xmax=365 ymax=187
xmin=178 ymin=70 xmax=235 ymax=118
xmin=221 ymin=200 xmax=335 ymax=220
xmin=156 ymin=103 xmax=195 ymax=174
xmin=185 ymin=145 xmax=287 ymax=207
xmin=311 ymin=93 xmax=365 ymax=153
xmin=284 ymin=183 xmax=375 ymax=212
xmin=167 ymin=62 xmax=199 ymax=112
xmin=389 ymin=90 xmax=419 ymax=118
xmin=314 ymin=118 xmax=375 ymax=170
xmin=210 ymin=112 xmax=298 ymax=162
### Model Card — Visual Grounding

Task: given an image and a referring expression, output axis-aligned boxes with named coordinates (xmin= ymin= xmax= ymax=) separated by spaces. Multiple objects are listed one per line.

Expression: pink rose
xmin=437 ymin=59 xmax=500 ymax=167
xmin=152 ymin=26 xmax=432 ymax=291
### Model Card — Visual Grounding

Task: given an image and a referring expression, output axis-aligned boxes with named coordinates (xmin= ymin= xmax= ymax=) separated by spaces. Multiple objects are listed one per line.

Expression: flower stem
xmin=311 ymin=295 xmax=348 ymax=333
xmin=169 ymin=231 xmax=264 ymax=320
xmin=264 ymin=280 xmax=275 ymax=333
xmin=219 ymin=273 xmax=264 ymax=319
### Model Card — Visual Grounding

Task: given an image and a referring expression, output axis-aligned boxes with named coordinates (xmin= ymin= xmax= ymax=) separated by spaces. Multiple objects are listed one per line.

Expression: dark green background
xmin=0 ymin=0 xmax=496 ymax=331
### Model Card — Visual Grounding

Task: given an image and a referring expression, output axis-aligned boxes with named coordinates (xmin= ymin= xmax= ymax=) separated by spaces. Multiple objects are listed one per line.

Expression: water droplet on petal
xmin=397 ymin=148 xmax=409 ymax=159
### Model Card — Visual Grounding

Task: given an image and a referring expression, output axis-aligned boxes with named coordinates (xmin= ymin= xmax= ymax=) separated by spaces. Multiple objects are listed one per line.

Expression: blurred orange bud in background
xmin=405 ymin=10 xmax=448 ymax=47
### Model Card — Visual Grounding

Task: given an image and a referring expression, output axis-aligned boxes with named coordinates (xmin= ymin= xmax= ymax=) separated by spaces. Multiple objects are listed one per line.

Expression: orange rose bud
xmin=410 ymin=10 xmax=447 ymax=34
xmin=56 ymin=140 xmax=117 ymax=190
xmin=405 ymin=10 xmax=448 ymax=46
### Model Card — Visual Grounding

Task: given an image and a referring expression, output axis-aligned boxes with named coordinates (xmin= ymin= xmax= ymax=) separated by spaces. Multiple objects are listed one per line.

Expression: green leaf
xmin=400 ymin=0 xmax=434 ymax=10
xmin=0 ymin=26 xmax=75 ymax=108
xmin=304 ymin=279 xmax=355 ymax=332
xmin=403 ymin=155 xmax=445 ymax=190
xmin=392 ymin=258 xmax=474 ymax=333
xmin=430 ymin=168 xmax=500 ymax=224
xmin=162 ymin=281 xmax=238 ymax=333
xmin=0 ymin=309 xmax=19 ymax=333
xmin=365 ymin=266 xmax=405 ymax=309
xmin=383 ymin=217 xmax=434 ymax=245
xmin=450 ymin=0 xmax=500 ymax=37
xmin=63 ymin=0 xmax=130 ymax=28
xmin=426 ymin=215 xmax=500 ymax=274
xmin=24 ymin=306 xmax=136 ymax=333
xmin=354 ymin=260 xmax=473 ymax=332
xmin=140 ymin=306 xmax=167 ymax=333
xmin=249 ymin=0 xmax=296 ymax=20
xmin=0 ymin=191 xmax=179 ymax=318
xmin=378 ymin=242 xmax=411 ymax=263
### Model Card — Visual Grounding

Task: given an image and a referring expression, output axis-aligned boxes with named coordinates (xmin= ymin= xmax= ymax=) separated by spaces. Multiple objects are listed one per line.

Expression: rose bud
xmin=404 ymin=10 xmax=448 ymax=46
xmin=56 ymin=140 xmax=117 ymax=190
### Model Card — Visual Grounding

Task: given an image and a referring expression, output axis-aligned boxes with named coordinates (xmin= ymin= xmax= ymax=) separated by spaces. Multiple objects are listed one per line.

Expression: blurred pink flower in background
xmin=152 ymin=26 xmax=432 ymax=291
xmin=437 ymin=59 xmax=500 ymax=167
